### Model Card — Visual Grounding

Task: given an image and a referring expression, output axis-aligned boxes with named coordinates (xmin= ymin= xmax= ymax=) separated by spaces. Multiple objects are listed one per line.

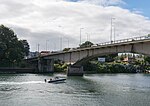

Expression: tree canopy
xmin=79 ymin=41 xmax=94 ymax=48
xmin=63 ymin=48 xmax=70 ymax=51
xmin=144 ymin=56 xmax=150 ymax=64
xmin=0 ymin=25 xmax=30 ymax=67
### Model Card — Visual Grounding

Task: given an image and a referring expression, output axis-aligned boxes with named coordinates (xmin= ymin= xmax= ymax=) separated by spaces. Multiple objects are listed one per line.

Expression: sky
xmin=0 ymin=0 xmax=150 ymax=52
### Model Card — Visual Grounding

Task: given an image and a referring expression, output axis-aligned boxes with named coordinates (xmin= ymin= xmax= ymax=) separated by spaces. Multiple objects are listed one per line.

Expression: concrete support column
xmin=38 ymin=58 xmax=42 ymax=72
xmin=47 ymin=59 xmax=54 ymax=73
xmin=67 ymin=65 xmax=84 ymax=76
xmin=38 ymin=59 xmax=54 ymax=73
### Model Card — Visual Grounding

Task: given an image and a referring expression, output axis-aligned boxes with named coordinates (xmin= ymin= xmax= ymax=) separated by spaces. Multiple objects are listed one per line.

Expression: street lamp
xmin=80 ymin=28 xmax=84 ymax=46
xmin=60 ymin=36 xmax=62 ymax=50
xmin=86 ymin=33 xmax=91 ymax=41
xmin=110 ymin=17 xmax=115 ymax=43
xmin=64 ymin=37 xmax=69 ymax=48
xmin=66 ymin=38 xmax=69 ymax=48
xmin=37 ymin=43 xmax=40 ymax=54
xmin=53 ymin=42 xmax=56 ymax=51
xmin=114 ymin=26 xmax=116 ymax=42
xmin=46 ymin=40 xmax=49 ymax=51
xmin=58 ymin=25 xmax=63 ymax=50
xmin=86 ymin=33 xmax=88 ymax=41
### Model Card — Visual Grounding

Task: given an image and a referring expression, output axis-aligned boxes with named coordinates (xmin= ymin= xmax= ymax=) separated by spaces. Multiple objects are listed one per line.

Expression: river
xmin=0 ymin=73 xmax=150 ymax=106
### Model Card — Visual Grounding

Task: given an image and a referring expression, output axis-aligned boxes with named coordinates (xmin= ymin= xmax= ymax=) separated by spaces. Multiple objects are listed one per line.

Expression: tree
xmin=0 ymin=25 xmax=30 ymax=67
xmin=63 ymin=48 xmax=70 ymax=52
xmin=20 ymin=40 xmax=30 ymax=56
xmin=144 ymin=56 xmax=150 ymax=64
xmin=80 ymin=41 xmax=94 ymax=48
xmin=105 ymin=53 xmax=118 ymax=62
xmin=120 ymin=54 xmax=124 ymax=61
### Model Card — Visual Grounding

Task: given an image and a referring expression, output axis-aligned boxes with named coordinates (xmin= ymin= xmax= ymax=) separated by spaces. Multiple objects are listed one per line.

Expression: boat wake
xmin=0 ymin=81 xmax=45 ymax=85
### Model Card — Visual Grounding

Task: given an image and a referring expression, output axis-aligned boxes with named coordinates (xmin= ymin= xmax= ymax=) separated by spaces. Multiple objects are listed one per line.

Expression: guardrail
xmin=96 ymin=35 xmax=150 ymax=46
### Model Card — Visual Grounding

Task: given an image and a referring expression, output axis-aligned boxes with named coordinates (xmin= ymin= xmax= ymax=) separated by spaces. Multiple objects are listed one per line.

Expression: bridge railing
xmin=96 ymin=35 xmax=150 ymax=46
xmin=51 ymin=35 xmax=150 ymax=53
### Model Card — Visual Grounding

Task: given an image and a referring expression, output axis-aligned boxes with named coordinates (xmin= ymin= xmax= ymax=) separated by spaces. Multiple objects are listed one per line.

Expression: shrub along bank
xmin=83 ymin=61 xmax=137 ymax=73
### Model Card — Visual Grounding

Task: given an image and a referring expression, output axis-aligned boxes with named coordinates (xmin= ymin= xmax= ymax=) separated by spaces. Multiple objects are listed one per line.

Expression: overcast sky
xmin=0 ymin=0 xmax=150 ymax=52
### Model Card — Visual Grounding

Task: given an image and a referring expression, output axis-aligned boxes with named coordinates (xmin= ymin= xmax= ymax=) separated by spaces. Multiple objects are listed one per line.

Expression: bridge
xmin=27 ymin=35 xmax=150 ymax=76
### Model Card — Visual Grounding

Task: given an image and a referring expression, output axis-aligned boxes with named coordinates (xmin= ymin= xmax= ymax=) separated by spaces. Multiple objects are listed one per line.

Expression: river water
xmin=0 ymin=73 xmax=150 ymax=106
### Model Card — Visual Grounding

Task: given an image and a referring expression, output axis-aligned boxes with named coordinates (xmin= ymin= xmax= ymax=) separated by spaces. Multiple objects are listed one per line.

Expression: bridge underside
xmin=67 ymin=41 xmax=150 ymax=76
xmin=27 ymin=59 xmax=54 ymax=73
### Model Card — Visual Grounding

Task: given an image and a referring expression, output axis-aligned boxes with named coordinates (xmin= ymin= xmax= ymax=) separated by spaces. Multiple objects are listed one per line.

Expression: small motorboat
xmin=45 ymin=77 xmax=66 ymax=83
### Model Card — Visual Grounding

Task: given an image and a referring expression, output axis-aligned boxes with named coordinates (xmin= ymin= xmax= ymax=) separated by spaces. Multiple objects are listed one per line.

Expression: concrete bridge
xmin=27 ymin=36 xmax=150 ymax=76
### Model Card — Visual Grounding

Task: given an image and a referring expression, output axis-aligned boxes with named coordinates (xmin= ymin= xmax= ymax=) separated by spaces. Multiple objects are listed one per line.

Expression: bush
xmin=54 ymin=63 xmax=68 ymax=72
xmin=83 ymin=61 xmax=137 ymax=73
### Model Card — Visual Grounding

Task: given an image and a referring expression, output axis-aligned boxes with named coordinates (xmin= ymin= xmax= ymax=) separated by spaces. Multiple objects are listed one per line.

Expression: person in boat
xmin=44 ymin=79 xmax=47 ymax=82
xmin=55 ymin=77 xmax=59 ymax=79
xmin=50 ymin=78 xmax=52 ymax=81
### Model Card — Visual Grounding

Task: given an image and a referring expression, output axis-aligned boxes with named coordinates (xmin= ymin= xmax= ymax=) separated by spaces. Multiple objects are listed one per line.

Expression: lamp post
xmin=67 ymin=38 xmax=69 ymax=48
xmin=64 ymin=37 xmax=69 ymax=48
xmin=86 ymin=33 xmax=91 ymax=41
xmin=86 ymin=33 xmax=88 ymax=41
xmin=60 ymin=36 xmax=62 ymax=50
xmin=37 ymin=43 xmax=40 ymax=54
xmin=80 ymin=28 xmax=84 ymax=46
xmin=58 ymin=25 xmax=63 ymax=50
xmin=53 ymin=42 xmax=56 ymax=51
xmin=46 ymin=40 xmax=49 ymax=51
xmin=114 ymin=26 xmax=116 ymax=42
xmin=110 ymin=17 xmax=115 ymax=43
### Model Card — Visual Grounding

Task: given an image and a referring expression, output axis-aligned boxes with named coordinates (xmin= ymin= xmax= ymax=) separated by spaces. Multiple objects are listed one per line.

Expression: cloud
xmin=0 ymin=0 xmax=150 ymax=52
xmin=67 ymin=0 xmax=125 ymax=6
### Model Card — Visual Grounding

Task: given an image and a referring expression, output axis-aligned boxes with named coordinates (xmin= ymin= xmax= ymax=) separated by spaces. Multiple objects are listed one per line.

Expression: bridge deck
xmin=27 ymin=35 xmax=150 ymax=60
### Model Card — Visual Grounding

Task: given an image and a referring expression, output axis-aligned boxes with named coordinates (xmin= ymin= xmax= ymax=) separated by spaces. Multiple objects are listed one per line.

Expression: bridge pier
xmin=67 ymin=65 xmax=84 ymax=76
xmin=38 ymin=59 xmax=54 ymax=73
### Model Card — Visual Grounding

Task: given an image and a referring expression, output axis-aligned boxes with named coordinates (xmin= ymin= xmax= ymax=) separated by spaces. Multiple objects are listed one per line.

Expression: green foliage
xmin=62 ymin=64 xmax=68 ymax=70
xmin=83 ymin=61 xmax=137 ymax=73
xmin=0 ymin=25 xmax=30 ymax=67
xmin=144 ymin=56 xmax=150 ymax=64
xmin=83 ymin=61 xmax=99 ymax=72
xmin=54 ymin=59 xmax=68 ymax=72
xmin=120 ymin=56 xmax=124 ymax=61
xmin=19 ymin=61 xmax=29 ymax=68
xmin=80 ymin=41 xmax=93 ymax=48
xmin=63 ymin=48 xmax=70 ymax=51
xmin=54 ymin=64 xmax=63 ymax=72
xmin=103 ymin=53 xmax=118 ymax=62
xmin=20 ymin=40 xmax=30 ymax=56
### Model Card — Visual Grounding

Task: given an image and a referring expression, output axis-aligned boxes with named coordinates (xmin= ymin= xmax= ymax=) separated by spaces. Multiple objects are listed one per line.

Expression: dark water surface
xmin=0 ymin=73 xmax=150 ymax=106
